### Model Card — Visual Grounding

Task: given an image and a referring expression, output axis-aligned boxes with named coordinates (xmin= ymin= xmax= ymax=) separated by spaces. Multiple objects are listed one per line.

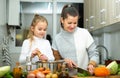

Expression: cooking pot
xmin=36 ymin=60 xmax=65 ymax=73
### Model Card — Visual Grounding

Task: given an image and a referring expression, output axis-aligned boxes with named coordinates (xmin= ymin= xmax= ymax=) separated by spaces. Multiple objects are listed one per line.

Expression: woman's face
xmin=61 ymin=14 xmax=79 ymax=32
xmin=31 ymin=21 xmax=47 ymax=38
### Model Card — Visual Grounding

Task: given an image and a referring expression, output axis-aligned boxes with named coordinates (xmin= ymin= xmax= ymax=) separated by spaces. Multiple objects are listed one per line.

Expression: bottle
xmin=58 ymin=64 xmax=69 ymax=78
xmin=26 ymin=56 xmax=32 ymax=72
xmin=13 ymin=62 xmax=22 ymax=78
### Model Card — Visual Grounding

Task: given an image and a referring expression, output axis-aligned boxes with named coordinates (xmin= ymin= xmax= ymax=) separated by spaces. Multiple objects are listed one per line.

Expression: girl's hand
xmin=87 ymin=64 xmax=95 ymax=75
xmin=64 ymin=58 xmax=77 ymax=68
xmin=39 ymin=54 xmax=48 ymax=61
xmin=31 ymin=48 xmax=39 ymax=58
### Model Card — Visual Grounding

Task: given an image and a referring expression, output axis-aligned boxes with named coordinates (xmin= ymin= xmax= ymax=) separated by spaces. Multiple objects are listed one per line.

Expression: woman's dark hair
xmin=61 ymin=4 xmax=79 ymax=19
xmin=61 ymin=4 xmax=79 ymax=27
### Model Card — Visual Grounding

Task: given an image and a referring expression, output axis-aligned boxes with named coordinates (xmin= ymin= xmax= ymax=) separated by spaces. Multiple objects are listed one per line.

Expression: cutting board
xmin=72 ymin=75 xmax=120 ymax=78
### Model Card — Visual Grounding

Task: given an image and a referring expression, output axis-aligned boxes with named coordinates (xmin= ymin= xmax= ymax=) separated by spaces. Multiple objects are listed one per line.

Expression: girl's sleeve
xmin=19 ymin=40 xmax=30 ymax=64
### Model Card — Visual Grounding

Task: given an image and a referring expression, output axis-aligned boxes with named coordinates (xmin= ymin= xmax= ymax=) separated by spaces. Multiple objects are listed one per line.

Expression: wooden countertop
xmin=72 ymin=75 xmax=120 ymax=78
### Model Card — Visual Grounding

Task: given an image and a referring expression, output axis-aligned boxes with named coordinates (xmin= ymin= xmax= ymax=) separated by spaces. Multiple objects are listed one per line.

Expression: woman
xmin=52 ymin=4 xmax=99 ymax=75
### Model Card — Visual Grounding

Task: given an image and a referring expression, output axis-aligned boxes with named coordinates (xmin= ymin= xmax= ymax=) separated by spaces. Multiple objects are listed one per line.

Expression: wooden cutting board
xmin=72 ymin=75 xmax=120 ymax=78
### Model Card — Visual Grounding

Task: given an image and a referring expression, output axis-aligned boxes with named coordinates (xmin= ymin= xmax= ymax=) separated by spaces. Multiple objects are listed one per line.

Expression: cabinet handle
xmin=115 ymin=0 xmax=119 ymax=18
xmin=119 ymin=0 xmax=120 ymax=17
xmin=89 ymin=16 xmax=95 ymax=29
xmin=85 ymin=19 xmax=89 ymax=29
xmin=100 ymin=9 xmax=106 ymax=25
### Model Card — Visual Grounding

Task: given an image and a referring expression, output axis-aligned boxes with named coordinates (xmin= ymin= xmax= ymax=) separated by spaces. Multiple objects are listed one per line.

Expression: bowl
xmin=36 ymin=60 xmax=65 ymax=73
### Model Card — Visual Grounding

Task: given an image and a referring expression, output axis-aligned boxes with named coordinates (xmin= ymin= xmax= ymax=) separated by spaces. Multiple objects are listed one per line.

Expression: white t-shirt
xmin=19 ymin=36 xmax=55 ymax=65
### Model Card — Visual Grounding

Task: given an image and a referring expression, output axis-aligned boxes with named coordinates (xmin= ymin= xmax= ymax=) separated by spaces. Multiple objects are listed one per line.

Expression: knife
xmin=73 ymin=66 xmax=91 ymax=76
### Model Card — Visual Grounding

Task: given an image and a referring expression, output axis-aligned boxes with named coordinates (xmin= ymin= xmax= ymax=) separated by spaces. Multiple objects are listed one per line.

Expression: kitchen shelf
xmin=91 ymin=22 xmax=120 ymax=35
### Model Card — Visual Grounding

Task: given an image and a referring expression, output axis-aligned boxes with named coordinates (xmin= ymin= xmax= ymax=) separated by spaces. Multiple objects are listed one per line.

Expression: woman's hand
xmin=87 ymin=64 xmax=95 ymax=75
xmin=64 ymin=58 xmax=77 ymax=68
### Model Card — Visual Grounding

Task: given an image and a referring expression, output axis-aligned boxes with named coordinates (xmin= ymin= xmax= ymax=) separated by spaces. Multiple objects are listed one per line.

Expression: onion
xmin=27 ymin=73 xmax=35 ymax=78
xmin=36 ymin=72 xmax=45 ymax=78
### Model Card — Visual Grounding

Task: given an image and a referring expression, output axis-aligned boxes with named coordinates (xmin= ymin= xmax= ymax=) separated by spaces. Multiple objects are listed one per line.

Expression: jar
xmin=26 ymin=56 xmax=32 ymax=72
xmin=13 ymin=62 xmax=22 ymax=78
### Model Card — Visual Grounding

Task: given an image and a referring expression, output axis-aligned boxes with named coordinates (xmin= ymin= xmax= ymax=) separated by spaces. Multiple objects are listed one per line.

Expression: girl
xmin=19 ymin=14 xmax=54 ymax=66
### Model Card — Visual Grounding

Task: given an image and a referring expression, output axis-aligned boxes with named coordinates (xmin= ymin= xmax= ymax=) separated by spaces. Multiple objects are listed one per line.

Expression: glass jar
xmin=26 ymin=56 xmax=32 ymax=72
xmin=13 ymin=62 xmax=22 ymax=78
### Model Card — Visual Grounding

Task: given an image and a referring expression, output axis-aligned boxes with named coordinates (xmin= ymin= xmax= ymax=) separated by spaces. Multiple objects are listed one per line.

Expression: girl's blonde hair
xmin=27 ymin=14 xmax=48 ymax=47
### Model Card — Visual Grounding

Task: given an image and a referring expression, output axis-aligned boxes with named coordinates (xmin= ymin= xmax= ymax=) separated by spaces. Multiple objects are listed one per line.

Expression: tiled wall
xmin=0 ymin=0 xmax=22 ymax=70
xmin=7 ymin=28 xmax=22 ymax=70
xmin=0 ymin=25 xmax=21 ymax=70
xmin=110 ymin=31 xmax=120 ymax=60
xmin=93 ymin=29 xmax=120 ymax=63
xmin=0 ymin=25 xmax=7 ymax=66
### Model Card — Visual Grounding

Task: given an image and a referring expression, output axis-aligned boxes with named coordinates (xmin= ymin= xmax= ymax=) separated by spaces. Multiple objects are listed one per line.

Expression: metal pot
xmin=36 ymin=60 xmax=65 ymax=73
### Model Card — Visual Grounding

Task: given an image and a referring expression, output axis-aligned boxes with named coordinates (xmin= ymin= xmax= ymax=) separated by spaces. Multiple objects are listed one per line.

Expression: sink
xmin=105 ymin=60 xmax=120 ymax=66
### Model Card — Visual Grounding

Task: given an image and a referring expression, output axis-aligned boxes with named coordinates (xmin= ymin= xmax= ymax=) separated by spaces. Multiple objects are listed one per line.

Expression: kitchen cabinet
xmin=88 ymin=0 xmax=96 ymax=31
xmin=84 ymin=0 xmax=108 ymax=31
xmin=108 ymin=0 xmax=120 ymax=25
xmin=84 ymin=0 xmax=99 ymax=31
xmin=0 ymin=0 xmax=6 ymax=25
xmin=94 ymin=0 xmax=101 ymax=30
xmin=84 ymin=0 xmax=96 ymax=31
xmin=84 ymin=0 xmax=120 ymax=32
xmin=7 ymin=0 xmax=20 ymax=26
xmin=99 ymin=0 xmax=108 ymax=27
xmin=84 ymin=0 xmax=89 ymax=30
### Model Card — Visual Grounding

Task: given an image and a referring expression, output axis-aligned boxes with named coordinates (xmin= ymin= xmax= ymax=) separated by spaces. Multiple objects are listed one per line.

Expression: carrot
xmin=37 ymin=67 xmax=45 ymax=71
xmin=42 ymin=70 xmax=51 ymax=74
xmin=32 ymin=69 xmax=40 ymax=75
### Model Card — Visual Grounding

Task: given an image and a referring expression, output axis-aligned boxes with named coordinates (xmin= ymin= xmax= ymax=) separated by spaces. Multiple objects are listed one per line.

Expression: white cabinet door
xmin=84 ymin=0 xmax=120 ymax=32
xmin=84 ymin=0 xmax=89 ymax=30
xmin=0 ymin=0 xmax=6 ymax=25
xmin=8 ymin=0 xmax=20 ymax=26
xmin=88 ymin=0 xmax=96 ymax=31
xmin=99 ymin=0 xmax=108 ymax=27
xmin=84 ymin=0 xmax=109 ymax=31
xmin=84 ymin=0 xmax=99 ymax=31
xmin=94 ymin=0 xmax=101 ymax=30
xmin=108 ymin=0 xmax=120 ymax=25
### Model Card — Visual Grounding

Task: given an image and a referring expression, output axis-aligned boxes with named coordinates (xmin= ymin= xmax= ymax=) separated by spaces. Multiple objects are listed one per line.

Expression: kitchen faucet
xmin=96 ymin=45 xmax=109 ymax=64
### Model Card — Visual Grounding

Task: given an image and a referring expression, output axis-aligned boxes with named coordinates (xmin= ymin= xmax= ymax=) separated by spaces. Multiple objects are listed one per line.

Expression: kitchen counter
xmin=72 ymin=75 xmax=120 ymax=78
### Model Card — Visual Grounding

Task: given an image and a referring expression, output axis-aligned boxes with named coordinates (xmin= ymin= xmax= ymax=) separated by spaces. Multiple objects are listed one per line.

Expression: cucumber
xmin=0 ymin=66 xmax=10 ymax=77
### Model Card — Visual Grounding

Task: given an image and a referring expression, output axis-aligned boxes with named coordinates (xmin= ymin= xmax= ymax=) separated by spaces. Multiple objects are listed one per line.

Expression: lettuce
xmin=106 ymin=61 xmax=118 ymax=75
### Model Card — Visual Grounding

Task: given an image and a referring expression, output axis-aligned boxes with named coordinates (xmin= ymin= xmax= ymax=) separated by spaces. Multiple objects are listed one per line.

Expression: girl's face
xmin=61 ymin=14 xmax=79 ymax=32
xmin=31 ymin=21 xmax=47 ymax=38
